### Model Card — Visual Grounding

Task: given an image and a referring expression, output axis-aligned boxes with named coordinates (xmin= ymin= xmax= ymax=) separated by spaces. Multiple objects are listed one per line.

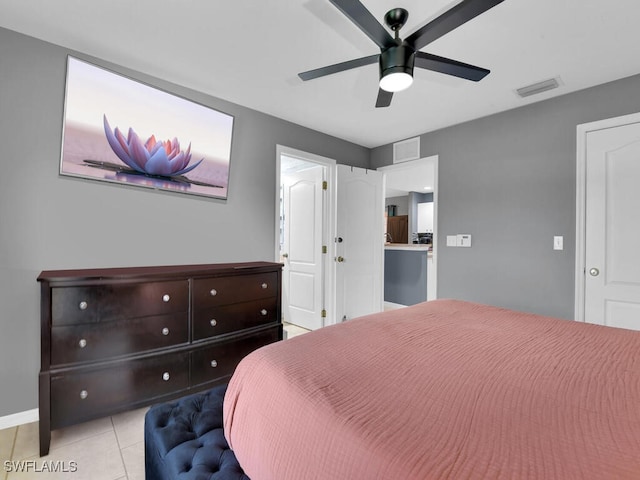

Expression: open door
xmin=335 ymin=165 xmax=384 ymax=321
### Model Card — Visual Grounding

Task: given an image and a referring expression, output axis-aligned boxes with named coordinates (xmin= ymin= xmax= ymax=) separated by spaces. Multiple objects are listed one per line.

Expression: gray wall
xmin=372 ymin=73 xmax=640 ymax=320
xmin=0 ymin=27 xmax=369 ymax=417
xmin=408 ymin=192 xmax=433 ymax=236
xmin=385 ymin=196 xmax=409 ymax=216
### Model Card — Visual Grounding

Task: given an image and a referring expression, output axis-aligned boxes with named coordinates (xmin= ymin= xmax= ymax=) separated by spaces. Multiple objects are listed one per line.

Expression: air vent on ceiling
xmin=516 ymin=77 xmax=560 ymax=98
xmin=393 ymin=137 xmax=420 ymax=164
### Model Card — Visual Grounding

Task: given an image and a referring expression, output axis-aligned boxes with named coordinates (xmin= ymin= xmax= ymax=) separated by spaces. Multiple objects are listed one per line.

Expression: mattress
xmin=223 ymin=299 xmax=640 ymax=479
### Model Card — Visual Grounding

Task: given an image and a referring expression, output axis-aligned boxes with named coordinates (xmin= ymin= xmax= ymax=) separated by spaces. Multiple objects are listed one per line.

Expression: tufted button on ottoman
xmin=144 ymin=384 xmax=249 ymax=480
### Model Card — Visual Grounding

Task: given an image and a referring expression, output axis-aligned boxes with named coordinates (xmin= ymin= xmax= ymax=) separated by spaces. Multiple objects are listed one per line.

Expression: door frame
xmin=275 ymin=145 xmax=337 ymax=326
xmin=377 ymin=155 xmax=439 ymax=300
xmin=575 ymin=111 xmax=640 ymax=321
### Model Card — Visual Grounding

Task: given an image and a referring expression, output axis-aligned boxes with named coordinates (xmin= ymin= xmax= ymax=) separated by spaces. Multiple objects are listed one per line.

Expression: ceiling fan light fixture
xmin=379 ymin=45 xmax=415 ymax=93
xmin=379 ymin=70 xmax=413 ymax=92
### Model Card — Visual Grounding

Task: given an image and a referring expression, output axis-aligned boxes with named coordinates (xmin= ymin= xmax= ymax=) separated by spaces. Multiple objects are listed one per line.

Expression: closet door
xmin=281 ymin=165 xmax=325 ymax=330
xmin=583 ymin=120 xmax=640 ymax=330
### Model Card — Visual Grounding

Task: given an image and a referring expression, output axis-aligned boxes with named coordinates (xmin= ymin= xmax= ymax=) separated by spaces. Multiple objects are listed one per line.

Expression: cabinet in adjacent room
xmin=387 ymin=215 xmax=409 ymax=243
xmin=38 ymin=262 xmax=282 ymax=456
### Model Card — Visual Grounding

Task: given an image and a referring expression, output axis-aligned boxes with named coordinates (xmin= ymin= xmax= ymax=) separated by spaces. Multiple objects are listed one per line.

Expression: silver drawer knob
xmin=162 ymin=372 xmax=170 ymax=381
xmin=78 ymin=338 xmax=87 ymax=348
xmin=78 ymin=301 xmax=88 ymax=310
xmin=162 ymin=294 xmax=170 ymax=302
xmin=162 ymin=327 xmax=169 ymax=336
xmin=210 ymin=360 xmax=218 ymax=368
xmin=79 ymin=390 xmax=88 ymax=400
xmin=210 ymin=289 xmax=217 ymax=296
xmin=210 ymin=319 xmax=217 ymax=327
xmin=260 ymin=309 xmax=268 ymax=316
xmin=261 ymin=283 xmax=268 ymax=289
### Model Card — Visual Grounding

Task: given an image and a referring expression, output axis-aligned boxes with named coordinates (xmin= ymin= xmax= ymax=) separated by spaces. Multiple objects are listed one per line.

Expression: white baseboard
xmin=0 ymin=408 xmax=39 ymax=430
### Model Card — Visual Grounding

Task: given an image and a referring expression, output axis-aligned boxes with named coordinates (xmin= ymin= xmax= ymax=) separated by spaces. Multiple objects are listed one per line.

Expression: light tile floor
xmin=0 ymin=405 xmax=148 ymax=480
xmin=0 ymin=323 xmax=309 ymax=480
xmin=282 ymin=322 xmax=310 ymax=339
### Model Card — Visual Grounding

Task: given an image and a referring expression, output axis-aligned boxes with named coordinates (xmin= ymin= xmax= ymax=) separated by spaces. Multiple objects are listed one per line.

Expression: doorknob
xmin=282 ymin=253 xmax=288 ymax=258
xmin=589 ymin=268 xmax=599 ymax=277
xmin=336 ymin=256 xmax=345 ymax=262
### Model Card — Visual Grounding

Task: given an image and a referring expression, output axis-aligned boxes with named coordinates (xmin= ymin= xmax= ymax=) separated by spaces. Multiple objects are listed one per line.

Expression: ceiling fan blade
xmin=405 ymin=0 xmax=505 ymax=51
xmin=414 ymin=51 xmax=489 ymax=81
xmin=299 ymin=54 xmax=379 ymax=81
xmin=375 ymin=88 xmax=393 ymax=108
xmin=329 ymin=0 xmax=395 ymax=49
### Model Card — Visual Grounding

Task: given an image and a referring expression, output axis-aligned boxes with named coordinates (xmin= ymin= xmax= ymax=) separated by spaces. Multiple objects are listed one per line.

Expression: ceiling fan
xmin=298 ymin=0 xmax=505 ymax=107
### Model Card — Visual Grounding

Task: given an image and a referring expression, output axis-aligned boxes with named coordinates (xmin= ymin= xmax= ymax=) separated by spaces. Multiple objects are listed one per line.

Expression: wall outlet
xmin=553 ymin=236 xmax=563 ymax=250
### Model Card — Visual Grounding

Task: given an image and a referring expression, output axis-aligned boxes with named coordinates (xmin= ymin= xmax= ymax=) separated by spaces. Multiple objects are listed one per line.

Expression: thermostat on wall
xmin=446 ymin=234 xmax=472 ymax=247
xmin=457 ymin=234 xmax=472 ymax=247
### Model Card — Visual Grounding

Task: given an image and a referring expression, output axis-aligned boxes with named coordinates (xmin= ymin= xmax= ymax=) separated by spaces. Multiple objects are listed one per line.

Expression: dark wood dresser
xmin=38 ymin=261 xmax=282 ymax=456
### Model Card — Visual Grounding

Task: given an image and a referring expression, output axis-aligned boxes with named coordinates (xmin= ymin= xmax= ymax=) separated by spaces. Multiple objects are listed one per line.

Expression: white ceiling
xmin=1 ymin=1 xmax=639 ymax=149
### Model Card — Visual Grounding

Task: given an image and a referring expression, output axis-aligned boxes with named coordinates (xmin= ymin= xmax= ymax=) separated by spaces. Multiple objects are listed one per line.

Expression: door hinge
xmin=322 ymin=181 xmax=328 ymax=190
xmin=321 ymin=309 xmax=326 ymax=318
xmin=322 ymin=245 xmax=327 ymax=254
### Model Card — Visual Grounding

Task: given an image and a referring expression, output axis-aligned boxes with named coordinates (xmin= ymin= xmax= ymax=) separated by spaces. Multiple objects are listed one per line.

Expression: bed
xmin=223 ymin=299 xmax=640 ymax=479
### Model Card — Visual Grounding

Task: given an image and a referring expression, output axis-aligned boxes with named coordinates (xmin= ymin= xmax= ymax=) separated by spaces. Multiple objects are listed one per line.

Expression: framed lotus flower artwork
xmin=60 ymin=56 xmax=234 ymax=199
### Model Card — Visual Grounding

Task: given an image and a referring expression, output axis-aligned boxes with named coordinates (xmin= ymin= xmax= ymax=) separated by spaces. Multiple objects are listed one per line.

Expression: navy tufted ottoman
xmin=144 ymin=384 xmax=249 ymax=480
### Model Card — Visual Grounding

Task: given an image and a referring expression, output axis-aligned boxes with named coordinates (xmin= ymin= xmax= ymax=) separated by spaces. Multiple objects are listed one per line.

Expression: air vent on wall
xmin=393 ymin=137 xmax=420 ymax=164
xmin=516 ymin=77 xmax=561 ymax=98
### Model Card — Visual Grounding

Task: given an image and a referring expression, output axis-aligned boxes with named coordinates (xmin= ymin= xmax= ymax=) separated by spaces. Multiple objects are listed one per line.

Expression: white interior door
xmin=335 ymin=165 xmax=384 ymax=321
xmin=584 ymin=120 xmax=640 ymax=330
xmin=281 ymin=165 xmax=325 ymax=330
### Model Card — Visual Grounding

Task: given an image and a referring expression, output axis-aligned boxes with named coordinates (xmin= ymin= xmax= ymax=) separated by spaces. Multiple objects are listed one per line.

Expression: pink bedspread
xmin=223 ymin=299 xmax=640 ymax=479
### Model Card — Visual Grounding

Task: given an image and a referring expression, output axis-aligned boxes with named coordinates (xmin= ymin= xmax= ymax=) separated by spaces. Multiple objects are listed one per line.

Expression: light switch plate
xmin=554 ymin=236 xmax=563 ymax=250
xmin=446 ymin=235 xmax=457 ymax=247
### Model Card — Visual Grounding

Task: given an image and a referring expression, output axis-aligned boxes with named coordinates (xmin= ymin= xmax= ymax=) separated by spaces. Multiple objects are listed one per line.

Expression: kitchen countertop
xmin=384 ymin=243 xmax=432 ymax=251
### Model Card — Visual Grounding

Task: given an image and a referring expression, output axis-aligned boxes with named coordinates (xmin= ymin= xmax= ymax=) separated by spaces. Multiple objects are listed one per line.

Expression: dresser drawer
xmin=51 ymin=280 xmax=189 ymax=326
xmin=191 ymin=327 xmax=281 ymax=386
xmin=51 ymin=312 xmax=188 ymax=366
xmin=193 ymin=297 xmax=278 ymax=341
xmin=50 ymin=352 xmax=189 ymax=429
xmin=192 ymin=272 xmax=278 ymax=308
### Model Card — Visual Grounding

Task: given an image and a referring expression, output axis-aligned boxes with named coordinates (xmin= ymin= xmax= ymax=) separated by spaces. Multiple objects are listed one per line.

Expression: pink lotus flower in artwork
xmin=103 ymin=115 xmax=203 ymax=177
